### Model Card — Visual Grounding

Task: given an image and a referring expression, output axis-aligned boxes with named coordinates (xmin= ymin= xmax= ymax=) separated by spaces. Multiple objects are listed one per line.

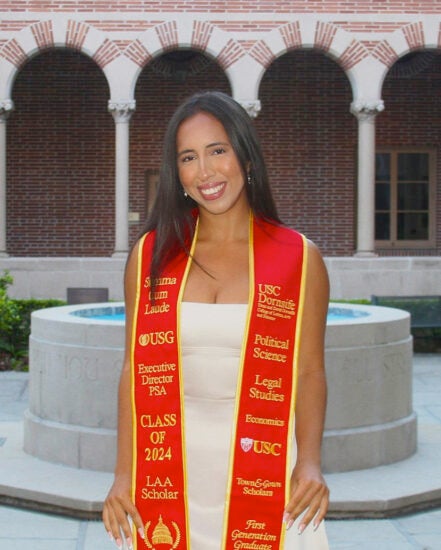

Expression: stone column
xmin=108 ymin=100 xmax=136 ymax=257
xmin=0 ymin=100 xmax=14 ymax=257
xmin=350 ymin=100 xmax=384 ymax=257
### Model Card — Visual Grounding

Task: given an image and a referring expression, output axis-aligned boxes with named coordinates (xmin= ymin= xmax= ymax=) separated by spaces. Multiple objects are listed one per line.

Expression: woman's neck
xmin=196 ymin=206 xmax=250 ymax=244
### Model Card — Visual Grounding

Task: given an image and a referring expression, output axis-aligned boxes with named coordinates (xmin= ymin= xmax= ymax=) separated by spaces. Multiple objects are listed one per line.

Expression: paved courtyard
xmin=1 ymin=354 xmax=440 ymax=549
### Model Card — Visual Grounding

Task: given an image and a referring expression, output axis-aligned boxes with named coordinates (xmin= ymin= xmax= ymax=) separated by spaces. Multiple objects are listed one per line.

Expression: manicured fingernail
xmin=138 ymin=527 xmax=145 ymax=539
xmin=313 ymin=522 xmax=319 ymax=531
xmin=283 ymin=512 xmax=290 ymax=523
xmin=286 ymin=519 xmax=294 ymax=530
xmin=115 ymin=538 xmax=123 ymax=549
xmin=126 ymin=536 xmax=133 ymax=549
xmin=298 ymin=523 xmax=305 ymax=535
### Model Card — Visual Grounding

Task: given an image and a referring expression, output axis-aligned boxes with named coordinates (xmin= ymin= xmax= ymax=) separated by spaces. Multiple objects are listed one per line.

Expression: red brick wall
xmin=7 ymin=50 xmax=115 ymax=256
xmin=126 ymin=51 xmax=355 ymax=256
xmin=257 ymin=51 xmax=356 ymax=255
xmin=1 ymin=1 xmax=440 ymax=13
xmin=6 ymin=48 xmax=440 ymax=257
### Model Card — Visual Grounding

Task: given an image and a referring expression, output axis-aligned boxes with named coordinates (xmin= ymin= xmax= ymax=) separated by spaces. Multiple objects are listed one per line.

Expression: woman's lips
xmin=198 ymin=182 xmax=226 ymax=200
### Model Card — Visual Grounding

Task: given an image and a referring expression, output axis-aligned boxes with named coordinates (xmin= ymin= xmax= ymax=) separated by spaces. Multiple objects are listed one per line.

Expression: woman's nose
xmin=197 ymin=157 xmax=214 ymax=180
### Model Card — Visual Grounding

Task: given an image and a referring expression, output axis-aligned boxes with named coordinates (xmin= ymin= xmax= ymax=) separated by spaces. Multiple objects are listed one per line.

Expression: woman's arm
xmin=283 ymin=239 xmax=330 ymax=533
xmin=102 ymin=242 xmax=144 ymax=549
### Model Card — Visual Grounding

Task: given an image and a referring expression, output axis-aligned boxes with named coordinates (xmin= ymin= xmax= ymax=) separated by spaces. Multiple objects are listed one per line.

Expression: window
xmin=375 ymin=149 xmax=436 ymax=248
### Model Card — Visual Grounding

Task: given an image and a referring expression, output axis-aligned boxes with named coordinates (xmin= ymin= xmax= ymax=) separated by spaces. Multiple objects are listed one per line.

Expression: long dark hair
xmin=141 ymin=90 xmax=281 ymax=283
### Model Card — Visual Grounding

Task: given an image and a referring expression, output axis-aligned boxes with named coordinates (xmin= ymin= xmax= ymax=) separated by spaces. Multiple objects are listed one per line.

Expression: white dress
xmin=181 ymin=302 xmax=329 ymax=550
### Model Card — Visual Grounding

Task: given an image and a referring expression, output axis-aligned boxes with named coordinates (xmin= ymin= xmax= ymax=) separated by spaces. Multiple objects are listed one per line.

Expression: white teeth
xmin=201 ymin=184 xmax=223 ymax=196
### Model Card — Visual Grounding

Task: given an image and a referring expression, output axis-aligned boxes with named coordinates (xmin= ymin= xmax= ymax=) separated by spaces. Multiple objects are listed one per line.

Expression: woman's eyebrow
xmin=177 ymin=147 xmax=194 ymax=157
xmin=177 ymin=141 xmax=229 ymax=156
xmin=206 ymin=141 xmax=229 ymax=148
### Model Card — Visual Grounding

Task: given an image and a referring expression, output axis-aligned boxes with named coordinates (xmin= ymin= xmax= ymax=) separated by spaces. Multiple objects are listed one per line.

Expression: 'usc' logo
xmin=138 ymin=331 xmax=174 ymax=346
xmin=258 ymin=283 xmax=281 ymax=296
xmin=240 ymin=437 xmax=282 ymax=456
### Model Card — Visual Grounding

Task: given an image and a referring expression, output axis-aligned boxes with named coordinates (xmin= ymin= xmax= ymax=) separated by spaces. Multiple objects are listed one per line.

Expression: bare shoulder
xmin=124 ymin=239 xmax=143 ymax=303
xmin=122 ymin=240 xmax=143 ymax=355
xmin=296 ymin=238 xmax=329 ymax=371
xmin=305 ymin=239 xmax=329 ymax=300
xmin=306 ymin=239 xmax=327 ymax=271
xmin=125 ymin=241 xmax=141 ymax=279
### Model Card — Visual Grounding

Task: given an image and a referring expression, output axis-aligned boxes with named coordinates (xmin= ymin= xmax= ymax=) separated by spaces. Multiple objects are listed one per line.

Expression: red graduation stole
xmin=131 ymin=213 xmax=307 ymax=549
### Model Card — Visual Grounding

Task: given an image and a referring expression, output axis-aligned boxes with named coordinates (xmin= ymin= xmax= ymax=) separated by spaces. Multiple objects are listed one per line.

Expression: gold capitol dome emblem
xmin=144 ymin=515 xmax=181 ymax=549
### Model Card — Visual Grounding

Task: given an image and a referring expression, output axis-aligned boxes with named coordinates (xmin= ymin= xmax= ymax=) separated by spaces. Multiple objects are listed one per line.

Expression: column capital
xmin=350 ymin=99 xmax=384 ymax=121
xmin=108 ymin=100 xmax=136 ymax=123
xmin=0 ymin=99 xmax=14 ymax=121
xmin=238 ymin=99 xmax=261 ymax=119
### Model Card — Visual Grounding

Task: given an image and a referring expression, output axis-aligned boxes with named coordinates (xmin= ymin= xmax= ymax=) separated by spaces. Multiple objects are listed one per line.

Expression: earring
xmin=184 ymin=191 xmax=188 ymax=198
xmin=247 ymin=172 xmax=252 ymax=185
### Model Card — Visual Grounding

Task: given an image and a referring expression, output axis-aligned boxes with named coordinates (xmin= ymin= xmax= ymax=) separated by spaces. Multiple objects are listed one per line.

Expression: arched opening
xmin=377 ymin=50 xmax=441 ymax=255
xmin=7 ymin=49 xmax=113 ymax=256
xmin=257 ymin=50 xmax=354 ymax=256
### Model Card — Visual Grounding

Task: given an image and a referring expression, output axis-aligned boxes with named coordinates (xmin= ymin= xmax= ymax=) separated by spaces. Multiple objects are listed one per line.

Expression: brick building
xmin=0 ymin=1 xmax=440 ymax=299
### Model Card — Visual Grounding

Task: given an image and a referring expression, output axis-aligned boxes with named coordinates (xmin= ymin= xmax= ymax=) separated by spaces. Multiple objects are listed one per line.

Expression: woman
xmin=103 ymin=91 xmax=330 ymax=549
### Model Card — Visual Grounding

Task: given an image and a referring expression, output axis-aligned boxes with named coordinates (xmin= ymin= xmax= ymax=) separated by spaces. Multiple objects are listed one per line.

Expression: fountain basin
xmin=322 ymin=303 xmax=415 ymax=472
xmin=24 ymin=302 xmax=415 ymax=472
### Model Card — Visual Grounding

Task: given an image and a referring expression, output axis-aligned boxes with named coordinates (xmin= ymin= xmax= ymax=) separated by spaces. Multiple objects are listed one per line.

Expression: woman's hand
xmin=102 ymin=473 xmax=144 ymax=548
xmin=283 ymin=461 xmax=329 ymax=534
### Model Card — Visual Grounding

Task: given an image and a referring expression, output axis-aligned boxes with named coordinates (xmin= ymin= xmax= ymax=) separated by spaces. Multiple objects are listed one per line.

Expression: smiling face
xmin=176 ymin=111 xmax=249 ymax=217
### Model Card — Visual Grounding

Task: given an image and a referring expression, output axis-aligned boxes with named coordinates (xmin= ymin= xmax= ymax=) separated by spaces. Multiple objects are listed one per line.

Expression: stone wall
xmin=2 ymin=256 xmax=441 ymax=301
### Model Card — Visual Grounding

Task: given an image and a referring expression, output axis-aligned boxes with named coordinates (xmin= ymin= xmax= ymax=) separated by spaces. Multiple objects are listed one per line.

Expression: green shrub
xmin=0 ymin=271 xmax=65 ymax=371
xmin=0 ymin=271 xmax=22 ymax=367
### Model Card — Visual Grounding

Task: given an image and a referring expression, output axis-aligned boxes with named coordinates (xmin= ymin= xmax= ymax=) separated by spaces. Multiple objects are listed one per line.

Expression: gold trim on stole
xmin=176 ymin=218 xmax=200 ymax=548
xmin=280 ymin=233 xmax=308 ymax=548
xmin=221 ymin=210 xmax=255 ymax=541
xmin=131 ymin=233 xmax=148 ymax=549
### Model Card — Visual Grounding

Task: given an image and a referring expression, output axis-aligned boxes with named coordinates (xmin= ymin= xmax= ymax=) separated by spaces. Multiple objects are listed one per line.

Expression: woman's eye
xmin=212 ymin=147 xmax=226 ymax=155
xmin=181 ymin=154 xmax=195 ymax=163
